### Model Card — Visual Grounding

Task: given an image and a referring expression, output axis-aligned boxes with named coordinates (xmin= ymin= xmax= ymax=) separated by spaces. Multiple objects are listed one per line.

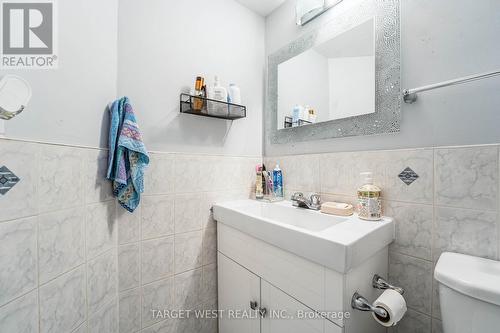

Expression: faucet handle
xmin=310 ymin=194 xmax=321 ymax=207
xmin=291 ymin=192 xmax=304 ymax=201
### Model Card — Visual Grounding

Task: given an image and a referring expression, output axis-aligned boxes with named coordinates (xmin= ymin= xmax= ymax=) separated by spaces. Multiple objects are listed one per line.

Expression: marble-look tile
xmin=435 ymin=146 xmax=498 ymax=210
xmin=174 ymin=231 xmax=203 ymax=274
xmin=0 ymin=290 xmax=38 ymax=333
xmin=39 ymin=266 xmax=86 ymax=333
xmin=320 ymin=151 xmax=380 ymax=196
xmin=39 ymin=144 xmax=84 ymax=213
xmin=174 ymin=193 xmax=203 ymax=234
xmin=201 ymin=264 xmax=217 ymax=304
xmin=38 ymin=208 xmax=85 ymax=283
xmin=72 ymin=322 xmax=88 ymax=333
xmin=389 ymin=252 xmax=433 ymax=315
xmin=143 ymin=153 xmax=175 ymax=195
xmin=117 ymin=205 xmax=141 ymax=244
xmin=118 ymin=243 xmax=140 ymax=291
xmin=174 ymin=268 xmax=203 ymax=311
xmin=142 ymin=278 xmax=174 ymax=328
xmin=142 ymin=195 xmax=174 ymax=239
xmin=388 ymin=308 xmax=431 ymax=333
xmin=433 ymin=207 xmax=498 ymax=261
xmin=227 ymin=157 xmax=263 ymax=191
xmin=432 ymin=277 xmax=441 ymax=320
xmin=88 ymin=299 xmax=118 ymax=333
xmin=0 ymin=140 xmax=39 ymax=222
xmin=84 ymin=149 xmax=113 ymax=204
xmin=377 ymin=149 xmax=434 ymax=204
xmin=265 ymin=155 xmax=320 ymax=193
xmin=197 ymin=299 xmax=218 ymax=333
xmin=203 ymin=190 xmax=250 ymax=229
xmin=432 ymin=318 xmax=443 ymax=333
xmin=142 ymin=236 xmax=174 ymax=284
xmin=385 ymin=201 xmax=433 ymax=260
xmin=320 ymin=149 xmax=434 ymax=204
xmin=141 ymin=318 xmax=177 ymax=333
xmin=86 ymin=201 xmax=116 ymax=259
xmin=204 ymin=156 xmax=231 ymax=191
xmin=119 ymin=288 xmax=141 ymax=333
xmin=202 ymin=227 xmax=217 ymax=266
xmin=87 ymin=250 xmax=118 ymax=315
xmin=174 ymin=155 xmax=207 ymax=193
xmin=0 ymin=217 xmax=37 ymax=306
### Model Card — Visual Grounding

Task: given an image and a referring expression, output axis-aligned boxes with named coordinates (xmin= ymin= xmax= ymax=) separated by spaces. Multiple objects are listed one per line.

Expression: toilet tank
xmin=434 ymin=252 xmax=500 ymax=333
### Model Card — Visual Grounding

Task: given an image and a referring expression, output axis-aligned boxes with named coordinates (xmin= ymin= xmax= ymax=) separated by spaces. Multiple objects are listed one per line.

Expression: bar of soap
xmin=321 ymin=202 xmax=354 ymax=216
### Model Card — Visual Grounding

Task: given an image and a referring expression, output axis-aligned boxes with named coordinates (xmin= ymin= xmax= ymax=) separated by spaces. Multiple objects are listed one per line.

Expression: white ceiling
xmin=235 ymin=0 xmax=286 ymax=16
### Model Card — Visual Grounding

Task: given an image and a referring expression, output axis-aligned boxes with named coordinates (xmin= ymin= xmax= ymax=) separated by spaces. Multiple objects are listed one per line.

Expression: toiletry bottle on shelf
xmin=228 ymin=84 xmax=241 ymax=104
xmin=273 ymin=163 xmax=283 ymax=198
xmin=206 ymin=84 xmax=215 ymax=114
xmin=256 ymin=165 xmax=264 ymax=199
xmin=213 ymin=76 xmax=228 ymax=115
xmin=302 ymin=105 xmax=310 ymax=122
xmin=193 ymin=76 xmax=205 ymax=111
xmin=213 ymin=76 xmax=227 ymax=102
xmin=357 ymin=172 xmax=382 ymax=221
xmin=262 ymin=165 xmax=267 ymax=195
xmin=308 ymin=108 xmax=317 ymax=123
xmin=292 ymin=105 xmax=300 ymax=127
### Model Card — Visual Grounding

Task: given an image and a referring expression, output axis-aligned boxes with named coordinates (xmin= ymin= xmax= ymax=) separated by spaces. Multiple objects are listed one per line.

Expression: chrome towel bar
xmin=403 ymin=69 xmax=500 ymax=103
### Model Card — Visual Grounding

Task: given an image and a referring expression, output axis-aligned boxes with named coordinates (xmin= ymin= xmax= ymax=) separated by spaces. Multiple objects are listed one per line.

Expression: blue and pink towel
xmin=107 ymin=97 xmax=149 ymax=212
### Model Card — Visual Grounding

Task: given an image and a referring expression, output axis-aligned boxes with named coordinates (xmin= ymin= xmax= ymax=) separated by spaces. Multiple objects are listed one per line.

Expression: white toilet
xmin=434 ymin=252 xmax=500 ymax=333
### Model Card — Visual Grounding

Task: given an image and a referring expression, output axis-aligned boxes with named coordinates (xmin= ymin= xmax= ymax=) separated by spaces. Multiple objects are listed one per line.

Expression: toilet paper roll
xmin=371 ymin=289 xmax=407 ymax=327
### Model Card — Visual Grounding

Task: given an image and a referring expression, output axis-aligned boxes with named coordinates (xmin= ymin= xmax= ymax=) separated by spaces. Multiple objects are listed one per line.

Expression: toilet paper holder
xmin=351 ymin=292 xmax=389 ymax=318
xmin=372 ymin=274 xmax=404 ymax=295
xmin=351 ymin=274 xmax=404 ymax=318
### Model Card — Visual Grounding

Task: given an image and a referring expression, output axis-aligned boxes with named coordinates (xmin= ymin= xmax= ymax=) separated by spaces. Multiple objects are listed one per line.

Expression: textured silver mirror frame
xmin=266 ymin=0 xmax=401 ymax=145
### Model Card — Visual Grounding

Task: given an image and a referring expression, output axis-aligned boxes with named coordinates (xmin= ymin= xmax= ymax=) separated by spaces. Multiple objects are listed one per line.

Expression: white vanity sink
xmin=213 ymin=199 xmax=394 ymax=274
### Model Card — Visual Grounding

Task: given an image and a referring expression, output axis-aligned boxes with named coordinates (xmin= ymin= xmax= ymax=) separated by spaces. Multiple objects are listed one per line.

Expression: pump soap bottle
xmin=357 ymin=172 xmax=382 ymax=221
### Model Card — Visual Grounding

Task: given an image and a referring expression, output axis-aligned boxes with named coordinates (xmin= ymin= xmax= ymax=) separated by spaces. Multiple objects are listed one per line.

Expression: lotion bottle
xmin=212 ymin=76 xmax=227 ymax=102
xmin=357 ymin=172 xmax=382 ymax=221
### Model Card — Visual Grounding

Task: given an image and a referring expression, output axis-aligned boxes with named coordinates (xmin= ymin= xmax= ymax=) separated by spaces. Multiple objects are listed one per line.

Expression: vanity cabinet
xmin=217 ymin=223 xmax=388 ymax=333
xmin=219 ymin=253 xmax=341 ymax=333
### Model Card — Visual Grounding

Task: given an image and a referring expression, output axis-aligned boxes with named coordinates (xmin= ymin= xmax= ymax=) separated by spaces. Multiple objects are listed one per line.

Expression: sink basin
xmin=213 ymin=199 xmax=394 ymax=273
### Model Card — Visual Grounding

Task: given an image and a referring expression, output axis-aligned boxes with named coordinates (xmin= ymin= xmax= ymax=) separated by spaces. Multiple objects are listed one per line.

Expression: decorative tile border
xmin=0 ymin=166 xmax=20 ymax=195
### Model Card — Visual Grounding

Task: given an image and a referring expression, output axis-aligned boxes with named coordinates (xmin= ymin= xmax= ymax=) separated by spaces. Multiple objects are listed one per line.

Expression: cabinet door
xmin=218 ymin=253 xmax=260 ymax=333
xmin=261 ymin=280 xmax=330 ymax=333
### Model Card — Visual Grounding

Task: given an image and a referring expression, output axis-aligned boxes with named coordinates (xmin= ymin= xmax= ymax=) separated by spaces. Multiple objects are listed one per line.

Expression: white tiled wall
xmin=0 ymin=138 xmax=259 ymax=333
xmin=266 ymin=144 xmax=500 ymax=333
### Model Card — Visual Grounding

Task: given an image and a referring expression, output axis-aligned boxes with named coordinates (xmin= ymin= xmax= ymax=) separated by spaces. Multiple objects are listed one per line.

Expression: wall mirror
xmin=267 ymin=0 xmax=400 ymax=144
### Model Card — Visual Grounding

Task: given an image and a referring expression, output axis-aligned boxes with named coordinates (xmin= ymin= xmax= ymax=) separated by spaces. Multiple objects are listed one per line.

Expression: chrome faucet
xmin=291 ymin=192 xmax=321 ymax=210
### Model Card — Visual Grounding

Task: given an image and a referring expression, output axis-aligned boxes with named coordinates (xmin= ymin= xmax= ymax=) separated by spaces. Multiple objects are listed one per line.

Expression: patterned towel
xmin=107 ymin=97 xmax=149 ymax=212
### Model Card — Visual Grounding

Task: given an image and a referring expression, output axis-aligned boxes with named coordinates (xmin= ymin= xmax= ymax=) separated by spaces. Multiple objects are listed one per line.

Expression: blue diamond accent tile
xmin=0 ymin=166 xmax=20 ymax=195
xmin=398 ymin=167 xmax=419 ymax=186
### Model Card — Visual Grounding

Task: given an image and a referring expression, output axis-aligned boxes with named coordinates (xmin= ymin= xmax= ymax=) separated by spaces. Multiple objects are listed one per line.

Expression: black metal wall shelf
xmin=180 ymin=93 xmax=246 ymax=120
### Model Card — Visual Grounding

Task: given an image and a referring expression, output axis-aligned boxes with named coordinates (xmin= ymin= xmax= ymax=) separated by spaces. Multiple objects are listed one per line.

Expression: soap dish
xmin=321 ymin=202 xmax=354 ymax=216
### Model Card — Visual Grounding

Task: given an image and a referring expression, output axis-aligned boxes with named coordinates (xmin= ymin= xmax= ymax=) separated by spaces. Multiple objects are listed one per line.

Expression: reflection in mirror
xmin=277 ymin=18 xmax=375 ymax=130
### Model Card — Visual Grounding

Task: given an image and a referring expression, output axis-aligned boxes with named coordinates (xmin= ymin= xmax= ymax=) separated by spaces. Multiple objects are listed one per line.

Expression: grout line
xmin=35 ymin=215 xmax=41 ymax=333
xmin=388 ymin=249 xmax=433 ymax=263
xmin=263 ymin=143 xmax=500 ymax=159
xmin=0 ymin=286 xmax=37 ymax=310
xmin=0 ymin=137 xmax=261 ymax=158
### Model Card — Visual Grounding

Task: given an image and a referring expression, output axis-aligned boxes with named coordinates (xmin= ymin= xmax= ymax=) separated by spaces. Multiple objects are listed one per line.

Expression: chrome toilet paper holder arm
xmin=351 ymin=274 xmax=405 ymax=317
xmin=372 ymin=274 xmax=404 ymax=295
xmin=351 ymin=292 xmax=388 ymax=318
